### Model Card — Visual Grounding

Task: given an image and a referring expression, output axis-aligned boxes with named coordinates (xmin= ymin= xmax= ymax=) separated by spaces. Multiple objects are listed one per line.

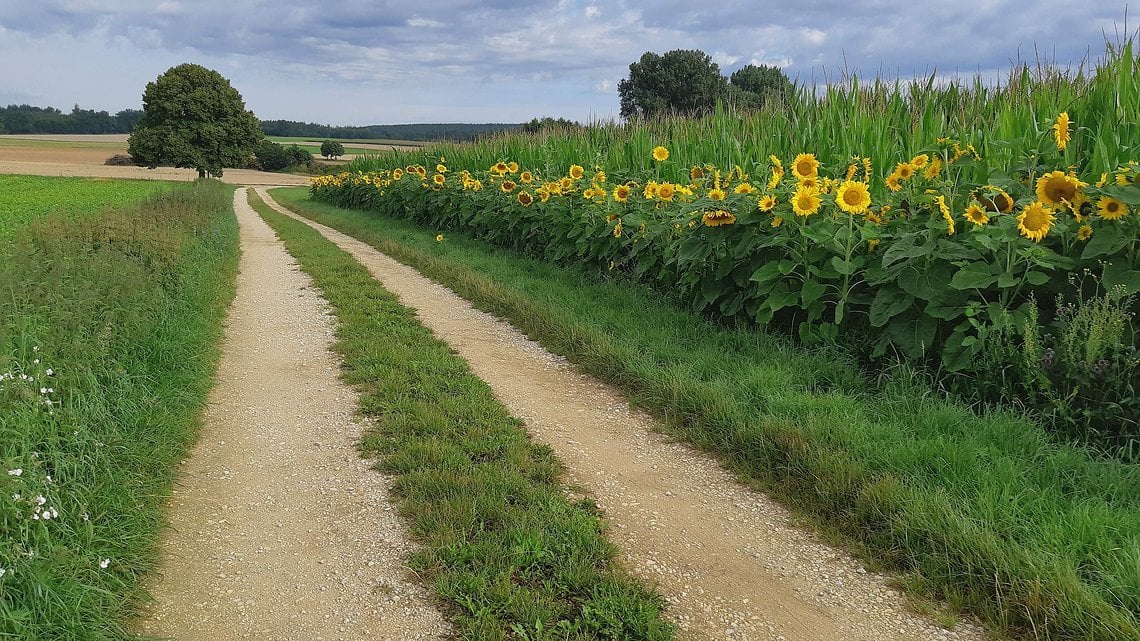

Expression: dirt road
xmin=256 ymin=188 xmax=989 ymax=641
xmin=133 ymin=189 xmax=447 ymax=640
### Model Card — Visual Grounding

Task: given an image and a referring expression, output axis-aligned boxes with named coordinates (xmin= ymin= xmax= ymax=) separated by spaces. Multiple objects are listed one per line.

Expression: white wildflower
xmin=35 ymin=495 xmax=46 ymax=506
xmin=0 ymin=567 xmax=6 ymax=579
xmin=45 ymin=368 xmax=53 ymax=376
xmin=99 ymin=558 xmax=110 ymax=569
xmin=7 ymin=469 xmax=21 ymax=476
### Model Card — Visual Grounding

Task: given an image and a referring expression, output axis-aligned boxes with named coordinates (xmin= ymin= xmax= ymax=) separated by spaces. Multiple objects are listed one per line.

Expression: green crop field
xmin=0 ymin=175 xmax=172 ymax=241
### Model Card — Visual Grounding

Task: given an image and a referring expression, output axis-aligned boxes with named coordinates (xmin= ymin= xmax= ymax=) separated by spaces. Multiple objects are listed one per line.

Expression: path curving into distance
xmin=256 ymin=188 xmax=991 ymax=641
xmin=134 ymin=188 xmax=448 ymax=641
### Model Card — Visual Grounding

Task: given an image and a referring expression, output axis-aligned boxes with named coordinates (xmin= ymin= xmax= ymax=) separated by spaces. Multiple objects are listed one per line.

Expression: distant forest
xmin=0 ymin=105 xmax=521 ymax=142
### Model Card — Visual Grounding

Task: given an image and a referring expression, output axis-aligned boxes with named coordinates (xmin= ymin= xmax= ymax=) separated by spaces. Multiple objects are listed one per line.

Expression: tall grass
xmin=350 ymin=38 xmax=1138 ymax=192
xmin=0 ymin=181 xmax=238 ymax=639
xmin=0 ymin=176 xmax=172 ymax=242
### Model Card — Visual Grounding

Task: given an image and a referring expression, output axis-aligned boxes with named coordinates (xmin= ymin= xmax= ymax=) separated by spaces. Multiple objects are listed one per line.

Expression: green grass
xmin=247 ymin=190 xmax=674 ymax=641
xmin=271 ymin=186 xmax=1140 ymax=641
xmin=0 ymin=175 xmax=172 ymax=242
xmin=0 ymin=137 xmax=125 ymax=150
xmin=267 ymin=135 xmax=427 ymax=149
xmin=0 ymin=180 xmax=239 ymax=640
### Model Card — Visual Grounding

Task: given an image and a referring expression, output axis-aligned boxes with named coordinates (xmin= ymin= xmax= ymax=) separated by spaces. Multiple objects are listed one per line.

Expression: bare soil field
xmin=0 ymin=137 xmax=310 ymax=186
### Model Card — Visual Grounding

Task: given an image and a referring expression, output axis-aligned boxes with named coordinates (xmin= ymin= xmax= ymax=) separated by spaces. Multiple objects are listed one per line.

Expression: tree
xmin=128 ymin=63 xmax=263 ymax=178
xmin=728 ymin=64 xmax=793 ymax=108
xmin=618 ymin=50 xmax=727 ymax=120
xmin=320 ymin=140 xmax=344 ymax=160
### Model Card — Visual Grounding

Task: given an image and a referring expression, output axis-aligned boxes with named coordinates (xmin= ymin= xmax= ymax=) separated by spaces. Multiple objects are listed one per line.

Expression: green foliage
xmin=0 ymin=181 xmax=237 ymax=639
xmin=127 ymin=63 xmax=263 ymax=177
xmin=272 ymin=186 xmax=1140 ymax=641
xmin=728 ymin=64 xmax=793 ymax=107
xmin=0 ymin=104 xmax=141 ymax=135
xmin=320 ymin=139 xmax=345 ymax=160
xmin=250 ymin=191 xmax=674 ymax=641
xmin=260 ymin=119 xmax=518 ymax=142
xmin=522 ymin=117 xmax=579 ymax=134
xmin=619 ymin=50 xmax=728 ymax=119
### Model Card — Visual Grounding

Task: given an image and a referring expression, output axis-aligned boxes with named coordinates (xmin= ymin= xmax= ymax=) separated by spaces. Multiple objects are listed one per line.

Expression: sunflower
xmin=758 ymin=194 xmax=776 ymax=212
xmin=792 ymin=153 xmax=820 ymax=180
xmin=392 ymin=168 xmax=404 ymax=180
xmin=500 ymin=180 xmax=516 ymax=193
xmin=1077 ymin=224 xmax=1093 ymax=241
xmin=798 ymin=176 xmax=820 ymax=191
xmin=964 ymin=203 xmax=990 ymax=226
xmin=1035 ymin=171 xmax=1083 ymax=207
xmin=835 ymin=180 xmax=872 ymax=214
xmin=538 ymin=188 xmax=550 ymax=202
xmin=492 ymin=161 xmax=509 ymax=175
xmin=894 ymin=162 xmax=916 ymax=181
xmin=792 ymin=186 xmax=822 ymax=217
xmin=436 ymin=234 xmax=443 ymax=242
xmin=508 ymin=161 xmax=520 ymax=173
xmin=1097 ymin=196 xmax=1128 ymax=220
xmin=652 ymin=146 xmax=670 ymax=162
xmin=594 ymin=171 xmax=606 ymax=183
xmin=767 ymin=168 xmax=784 ymax=191
xmin=701 ymin=209 xmax=736 ymax=227
xmin=613 ymin=184 xmax=631 ymax=202
xmin=910 ymin=154 xmax=929 ymax=168
xmin=867 ymin=239 xmax=880 ymax=252
xmin=771 ymin=216 xmax=783 ymax=228
xmin=924 ymin=156 xmax=942 ymax=180
xmin=432 ymin=173 xmax=446 ymax=186
xmin=613 ymin=221 xmax=622 ymax=238
xmin=569 ymin=165 xmax=585 ymax=180
xmin=657 ymin=182 xmax=676 ymax=201
xmin=559 ymin=177 xmax=574 ymax=191
xmin=467 ymin=179 xmax=483 ymax=191
xmin=520 ymin=171 xmax=534 ymax=184
xmin=885 ymin=174 xmax=902 ymax=192
xmin=707 ymin=187 xmax=727 ymax=201
xmin=734 ymin=182 xmax=755 ymax=195
xmin=517 ymin=191 xmax=534 ymax=207
xmin=690 ymin=166 xmax=705 ymax=180
xmin=935 ymin=195 xmax=955 ymax=235
xmin=985 ymin=188 xmax=1014 ymax=213
xmin=1053 ymin=112 xmax=1071 ymax=151
xmin=1017 ymin=201 xmax=1055 ymax=242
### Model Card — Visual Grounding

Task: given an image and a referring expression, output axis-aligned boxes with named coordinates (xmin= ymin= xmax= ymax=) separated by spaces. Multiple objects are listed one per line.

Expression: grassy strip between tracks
xmin=269 ymin=186 xmax=1140 ymax=641
xmin=0 ymin=180 xmax=238 ymax=640
xmin=248 ymin=190 xmax=675 ymax=641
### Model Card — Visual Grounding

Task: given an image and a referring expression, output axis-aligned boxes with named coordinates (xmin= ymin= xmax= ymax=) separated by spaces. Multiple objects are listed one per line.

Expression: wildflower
xmin=791 ymin=186 xmax=821 ymax=217
xmin=0 ymin=567 xmax=6 ymax=579
xmin=100 ymin=559 xmax=110 ymax=569
xmin=1097 ymin=196 xmax=1128 ymax=220
xmin=758 ymin=194 xmax=776 ymax=212
xmin=1076 ymin=224 xmax=1093 ymax=241
xmin=1053 ymin=112 xmax=1071 ymax=150
xmin=964 ymin=203 xmax=990 ymax=226
xmin=7 ymin=469 xmax=21 ymax=476
xmin=1017 ymin=201 xmax=1055 ymax=242
xmin=436 ymin=234 xmax=444 ymax=242
xmin=569 ymin=165 xmax=585 ymax=180
xmin=835 ymin=180 xmax=872 ymax=215
xmin=608 ymin=260 xmax=615 ymax=271
xmin=652 ymin=146 xmax=669 ymax=162
xmin=792 ymin=153 xmax=819 ymax=180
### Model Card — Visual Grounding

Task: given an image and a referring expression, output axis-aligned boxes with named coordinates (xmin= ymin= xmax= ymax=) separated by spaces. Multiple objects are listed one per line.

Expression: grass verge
xmin=0 ymin=180 xmax=238 ymax=639
xmin=247 ymin=190 xmax=675 ymax=641
xmin=270 ymin=186 xmax=1140 ymax=641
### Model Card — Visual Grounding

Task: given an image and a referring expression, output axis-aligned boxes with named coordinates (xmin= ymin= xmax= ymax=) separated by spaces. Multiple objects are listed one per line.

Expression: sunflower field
xmin=311 ymin=41 xmax=1140 ymax=453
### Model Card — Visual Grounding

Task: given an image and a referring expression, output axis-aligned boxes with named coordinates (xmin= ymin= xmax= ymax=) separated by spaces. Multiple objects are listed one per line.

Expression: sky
xmin=0 ymin=1 xmax=1132 ymax=125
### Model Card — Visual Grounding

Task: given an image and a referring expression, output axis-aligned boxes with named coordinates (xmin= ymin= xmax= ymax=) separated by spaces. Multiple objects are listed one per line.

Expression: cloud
xmin=0 ymin=0 xmax=1130 ymax=123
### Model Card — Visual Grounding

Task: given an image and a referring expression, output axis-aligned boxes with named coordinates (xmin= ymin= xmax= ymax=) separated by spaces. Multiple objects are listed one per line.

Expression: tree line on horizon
xmin=0 ymin=104 xmax=521 ymax=142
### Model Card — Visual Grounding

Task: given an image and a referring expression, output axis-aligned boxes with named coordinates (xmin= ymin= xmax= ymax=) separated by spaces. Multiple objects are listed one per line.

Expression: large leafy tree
xmin=728 ymin=64 xmax=793 ymax=108
xmin=618 ymin=50 xmax=727 ymax=120
xmin=128 ymin=63 xmax=263 ymax=178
